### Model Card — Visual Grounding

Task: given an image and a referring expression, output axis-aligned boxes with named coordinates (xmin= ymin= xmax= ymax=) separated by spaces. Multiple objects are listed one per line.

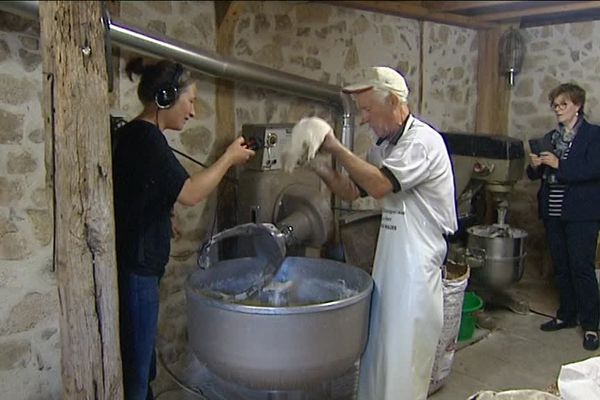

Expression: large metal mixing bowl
xmin=467 ymin=225 xmax=527 ymax=288
xmin=185 ymin=256 xmax=373 ymax=390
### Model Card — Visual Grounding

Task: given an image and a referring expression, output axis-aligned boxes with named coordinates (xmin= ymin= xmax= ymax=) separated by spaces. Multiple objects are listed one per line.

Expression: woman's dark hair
xmin=548 ymin=83 xmax=586 ymax=114
xmin=125 ymin=57 xmax=193 ymax=105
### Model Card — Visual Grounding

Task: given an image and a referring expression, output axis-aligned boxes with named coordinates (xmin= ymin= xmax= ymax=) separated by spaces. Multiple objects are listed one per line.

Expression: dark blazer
xmin=527 ymin=119 xmax=600 ymax=221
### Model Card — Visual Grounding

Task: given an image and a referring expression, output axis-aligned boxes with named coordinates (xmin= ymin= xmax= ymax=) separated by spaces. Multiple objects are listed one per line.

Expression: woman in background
xmin=527 ymin=83 xmax=600 ymax=351
xmin=113 ymin=58 xmax=254 ymax=399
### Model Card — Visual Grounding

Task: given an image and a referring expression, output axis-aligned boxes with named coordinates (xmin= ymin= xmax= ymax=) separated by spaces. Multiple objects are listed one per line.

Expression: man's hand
xmin=318 ymin=130 xmax=342 ymax=154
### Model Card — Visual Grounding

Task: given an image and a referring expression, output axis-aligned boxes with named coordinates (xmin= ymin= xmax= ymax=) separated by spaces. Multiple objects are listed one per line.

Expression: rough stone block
xmin=0 ymin=177 xmax=23 ymax=206
xmin=0 ymin=109 xmax=24 ymax=144
xmin=26 ymin=209 xmax=52 ymax=246
xmin=0 ymin=292 xmax=58 ymax=335
xmin=0 ymin=339 xmax=31 ymax=370
xmin=7 ymin=151 xmax=37 ymax=174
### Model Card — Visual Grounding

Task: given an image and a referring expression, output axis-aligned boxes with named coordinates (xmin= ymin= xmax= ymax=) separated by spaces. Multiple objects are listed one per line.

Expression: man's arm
xmin=319 ymin=133 xmax=393 ymax=200
xmin=310 ymin=156 xmax=361 ymax=201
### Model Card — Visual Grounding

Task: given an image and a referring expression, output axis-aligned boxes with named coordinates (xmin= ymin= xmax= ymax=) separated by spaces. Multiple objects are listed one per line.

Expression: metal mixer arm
xmin=197 ymin=223 xmax=287 ymax=270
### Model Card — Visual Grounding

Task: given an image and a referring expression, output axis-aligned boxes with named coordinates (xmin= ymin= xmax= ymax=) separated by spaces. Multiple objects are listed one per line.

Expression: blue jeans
xmin=118 ymin=271 xmax=160 ymax=400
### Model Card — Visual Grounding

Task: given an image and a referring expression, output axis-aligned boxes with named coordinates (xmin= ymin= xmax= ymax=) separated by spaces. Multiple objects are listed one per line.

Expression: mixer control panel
xmin=242 ymin=124 xmax=294 ymax=170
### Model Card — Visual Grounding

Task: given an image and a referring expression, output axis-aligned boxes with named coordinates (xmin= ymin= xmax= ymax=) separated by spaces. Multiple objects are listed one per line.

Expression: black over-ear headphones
xmin=154 ymin=63 xmax=183 ymax=109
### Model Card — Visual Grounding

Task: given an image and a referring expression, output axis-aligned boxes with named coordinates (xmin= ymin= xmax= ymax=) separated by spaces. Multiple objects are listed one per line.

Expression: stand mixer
xmin=445 ymin=132 xmax=529 ymax=314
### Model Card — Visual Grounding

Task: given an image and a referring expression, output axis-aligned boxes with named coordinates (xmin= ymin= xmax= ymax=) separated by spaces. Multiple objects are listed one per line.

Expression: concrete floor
xmin=429 ymin=278 xmax=600 ymax=399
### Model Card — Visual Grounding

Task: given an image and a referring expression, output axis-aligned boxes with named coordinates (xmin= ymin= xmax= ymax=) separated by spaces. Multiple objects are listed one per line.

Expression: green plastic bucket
xmin=458 ymin=291 xmax=483 ymax=341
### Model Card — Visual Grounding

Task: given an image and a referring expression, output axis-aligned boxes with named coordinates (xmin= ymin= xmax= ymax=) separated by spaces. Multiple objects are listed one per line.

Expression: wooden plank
xmin=422 ymin=1 xmax=528 ymax=12
xmin=39 ymin=2 xmax=122 ymax=399
xmin=474 ymin=1 xmax=600 ymax=22
xmin=328 ymin=1 xmax=497 ymax=29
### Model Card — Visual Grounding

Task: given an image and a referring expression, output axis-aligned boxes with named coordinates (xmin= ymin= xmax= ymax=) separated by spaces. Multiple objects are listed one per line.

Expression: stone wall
xmin=0 ymin=2 xmax=482 ymax=397
xmin=231 ymin=2 xmax=478 ymax=211
xmin=7 ymin=1 xmax=596 ymax=398
xmin=509 ymin=21 xmax=600 ymax=278
xmin=422 ymin=22 xmax=479 ymax=133
xmin=0 ymin=10 xmax=61 ymax=400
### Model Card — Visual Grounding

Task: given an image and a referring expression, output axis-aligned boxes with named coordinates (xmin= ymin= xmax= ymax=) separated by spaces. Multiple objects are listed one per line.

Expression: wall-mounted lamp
xmin=499 ymin=28 xmax=525 ymax=88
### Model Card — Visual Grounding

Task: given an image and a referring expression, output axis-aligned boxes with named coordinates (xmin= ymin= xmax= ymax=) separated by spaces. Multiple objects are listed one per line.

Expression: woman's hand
xmin=226 ymin=136 xmax=255 ymax=166
xmin=539 ymin=151 xmax=559 ymax=169
xmin=529 ymin=153 xmax=542 ymax=168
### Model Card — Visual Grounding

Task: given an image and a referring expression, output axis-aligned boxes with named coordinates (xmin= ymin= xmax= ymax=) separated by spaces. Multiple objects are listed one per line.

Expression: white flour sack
xmin=282 ymin=117 xmax=332 ymax=173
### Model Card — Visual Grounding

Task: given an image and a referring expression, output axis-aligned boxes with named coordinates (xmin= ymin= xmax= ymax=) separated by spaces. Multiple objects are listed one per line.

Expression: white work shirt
xmin=367 ymin=114 xmax=458 ymax=236
xmin=358 ymin=114 xmax=457 ymax=400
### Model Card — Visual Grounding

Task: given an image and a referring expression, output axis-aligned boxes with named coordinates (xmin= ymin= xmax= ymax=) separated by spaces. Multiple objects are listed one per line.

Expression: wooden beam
xmin=215 ymin=0 xmax=232 ymax=30
xmin=475 ymin=25 xmax=512 ymax=135
xmin=422 ymin=1 xmax=528 ymax=12
xmin=520 ymin=11 xmax=600 ymax=27
xmin=327 ymin=1 xmax=497 ymax=29
xmin=39 ymin=2 xmax=122 ymax=399
xmin=474 ymin=1 xmax=600 ymax=22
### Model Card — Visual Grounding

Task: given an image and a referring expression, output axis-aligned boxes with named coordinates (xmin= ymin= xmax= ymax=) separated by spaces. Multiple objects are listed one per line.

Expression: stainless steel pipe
xmin=107 ymin=19 xmax=342 ymax=106
xmin=0 ymin=1 xmax=353 ymax=134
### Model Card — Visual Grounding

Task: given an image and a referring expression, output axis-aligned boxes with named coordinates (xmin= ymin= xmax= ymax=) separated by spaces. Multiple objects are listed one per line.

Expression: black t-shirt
xmin=113 ymin=120 xmax=189 ymax=276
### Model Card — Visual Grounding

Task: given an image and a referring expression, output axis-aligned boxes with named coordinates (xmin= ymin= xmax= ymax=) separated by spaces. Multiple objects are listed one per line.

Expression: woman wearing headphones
xmin=113 ymin=58 xmax=255 ymax=399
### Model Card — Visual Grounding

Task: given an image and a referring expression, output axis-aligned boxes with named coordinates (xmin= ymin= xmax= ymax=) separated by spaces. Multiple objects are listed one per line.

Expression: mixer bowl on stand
xmin=466 ymin=224 xmax=528 ymax=289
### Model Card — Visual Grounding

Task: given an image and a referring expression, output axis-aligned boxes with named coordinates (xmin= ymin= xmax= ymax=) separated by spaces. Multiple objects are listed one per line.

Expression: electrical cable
xmin=151 ymin=108 xmax=237 ymax=183
xmin=528 ymin=308 xmax=555 ymax=319
xmin=155 ymin=344 xmax=209 ymax=400
xmin=170 ymin=145 xmax=209 ymax=169
xmin=169 ymin=146 xmax=238 ymax=184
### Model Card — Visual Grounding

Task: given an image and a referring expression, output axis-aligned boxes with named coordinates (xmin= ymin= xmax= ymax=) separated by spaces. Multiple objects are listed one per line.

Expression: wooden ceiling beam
xmin=474 ymin=1 xmax=600 ymax=22
xmin=422 ymin=1 xmax=528 ymax=12
xmin=327 ymin=1 xmax=497 ymax=29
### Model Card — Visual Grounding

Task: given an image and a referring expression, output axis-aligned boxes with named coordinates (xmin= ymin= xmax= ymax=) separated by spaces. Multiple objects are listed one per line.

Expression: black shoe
xmin=539 ymin=318 xmax=577 ymax=332
xmin=584 ymin=331 xmax=599 ymax=351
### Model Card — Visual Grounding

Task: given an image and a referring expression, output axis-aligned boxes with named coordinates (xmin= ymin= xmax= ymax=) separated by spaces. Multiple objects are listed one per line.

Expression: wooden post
xmin=216 ymin=1 xmax=244 ymax=231
xmin=39 ymin=2 xmax=123 ymax=399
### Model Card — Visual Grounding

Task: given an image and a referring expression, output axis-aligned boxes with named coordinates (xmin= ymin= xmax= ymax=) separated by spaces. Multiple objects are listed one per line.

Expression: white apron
xmin=357 ymin=194 xmax=445 ymax=400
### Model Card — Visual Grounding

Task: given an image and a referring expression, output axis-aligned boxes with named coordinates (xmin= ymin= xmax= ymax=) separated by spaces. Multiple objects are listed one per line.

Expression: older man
xmin=312 ymin=66 xmax=457 ymax=400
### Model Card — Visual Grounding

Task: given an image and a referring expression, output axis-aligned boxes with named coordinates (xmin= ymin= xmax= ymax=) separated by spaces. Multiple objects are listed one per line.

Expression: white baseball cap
xmin=343 ymin=66 xmax=409 ymax=102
